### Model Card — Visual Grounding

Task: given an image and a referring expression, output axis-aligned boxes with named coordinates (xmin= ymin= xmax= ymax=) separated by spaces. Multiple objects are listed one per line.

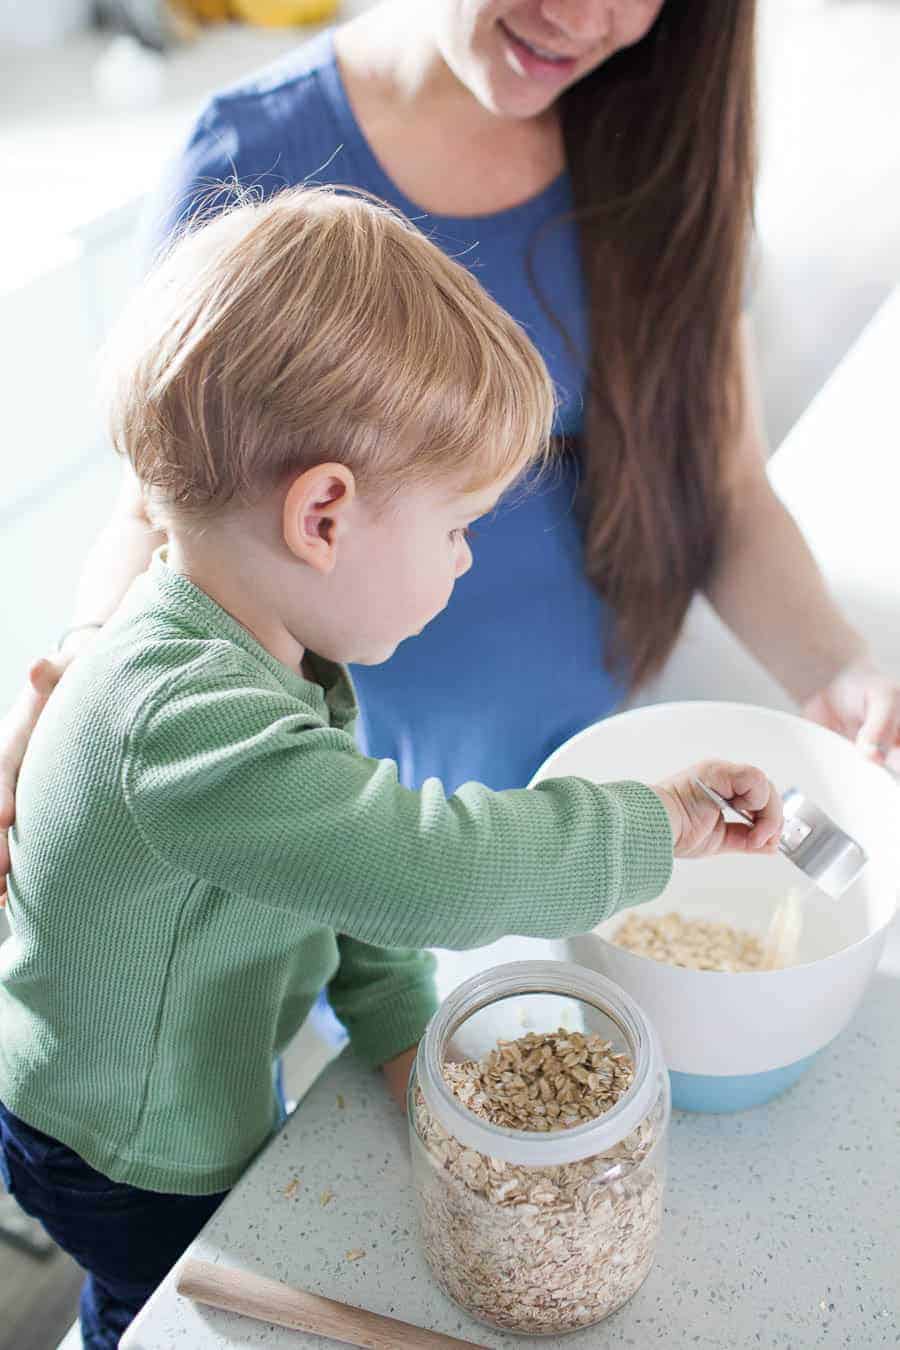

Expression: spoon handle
xmin=693 ymin=777 xmax=787 ymax=854
xmin=172 ymin=1257 xmax=488 ymax=1350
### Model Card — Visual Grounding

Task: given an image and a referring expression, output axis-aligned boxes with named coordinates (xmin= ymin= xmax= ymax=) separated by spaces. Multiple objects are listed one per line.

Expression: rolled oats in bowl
xmin=612 ymin=910 xmax=767 ymax=972
xmin=408 ymin=962 xmax=669 ymax=1336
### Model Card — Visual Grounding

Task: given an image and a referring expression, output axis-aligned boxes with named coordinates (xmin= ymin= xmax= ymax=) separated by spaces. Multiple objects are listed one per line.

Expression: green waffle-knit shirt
xmin=0 ymin=552 xmax=673 ymax=1194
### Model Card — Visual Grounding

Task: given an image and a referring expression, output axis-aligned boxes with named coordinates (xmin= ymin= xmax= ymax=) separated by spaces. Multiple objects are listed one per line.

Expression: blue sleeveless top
xmin=148 ymin=31 xmax=624 ymax=791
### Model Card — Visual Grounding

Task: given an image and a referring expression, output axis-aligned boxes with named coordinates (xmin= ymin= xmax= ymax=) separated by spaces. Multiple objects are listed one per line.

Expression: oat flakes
xmin=412 ymin=1029 xmax=663 ymax=1334
xmin=612 ymin=910 xmax=766 ymax=972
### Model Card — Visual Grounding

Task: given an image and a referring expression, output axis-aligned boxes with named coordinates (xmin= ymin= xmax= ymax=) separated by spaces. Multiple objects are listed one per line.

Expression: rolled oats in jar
xmin=408 ymin=961 xmax=669 ymax=1337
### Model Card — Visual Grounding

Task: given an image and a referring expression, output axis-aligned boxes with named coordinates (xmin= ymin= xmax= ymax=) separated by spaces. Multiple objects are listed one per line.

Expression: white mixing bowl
xmin=530 ymin=702 xmax=900 ymax=1111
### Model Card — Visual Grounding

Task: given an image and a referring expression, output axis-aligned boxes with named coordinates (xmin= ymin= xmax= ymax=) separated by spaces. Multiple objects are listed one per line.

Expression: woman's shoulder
xmin=207 ymin=28 xmax=337 ymax=123
xmin=145 ymin=29 xmax=349 ymax=250
xmin=189 ymin=27 xmax=349 ymax=177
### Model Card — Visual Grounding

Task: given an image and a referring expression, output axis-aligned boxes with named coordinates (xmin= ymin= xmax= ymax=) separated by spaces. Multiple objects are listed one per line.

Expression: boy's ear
xmin=282 ymin=464 xmax=356 ymax=574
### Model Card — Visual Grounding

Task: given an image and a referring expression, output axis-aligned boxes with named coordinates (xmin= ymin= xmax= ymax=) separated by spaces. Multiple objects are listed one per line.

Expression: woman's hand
xmin=652 ymin=760 xmax=782 ymax=860
xmin=0 ymin=630 xmax=100 ymax=905
xmin=804 ymin=657 xmax=900 ymax=772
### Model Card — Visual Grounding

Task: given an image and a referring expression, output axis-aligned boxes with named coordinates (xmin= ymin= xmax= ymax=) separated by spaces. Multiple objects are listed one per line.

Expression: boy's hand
xmin=651 ymin=760 xmax=782 ymax=859
xmin=381 ymin=1044 xmax=418 ymax=1112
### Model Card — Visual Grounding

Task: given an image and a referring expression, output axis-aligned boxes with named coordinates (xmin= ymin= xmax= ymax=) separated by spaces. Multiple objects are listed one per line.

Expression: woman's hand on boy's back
xmin=0 ymin=635 xmax=96 ymax=905
xmin=651 ymin=761 xmax=782 ymax=860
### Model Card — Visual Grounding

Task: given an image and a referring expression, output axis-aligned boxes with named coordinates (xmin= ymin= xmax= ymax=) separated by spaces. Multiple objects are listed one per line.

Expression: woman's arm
xmin=0 ymin=466 xmax=162 ymax=901
xmin=68 ymin=463 xmax=164 ymax=634
xmin=706 ymin=317 xmax=900 ymax=764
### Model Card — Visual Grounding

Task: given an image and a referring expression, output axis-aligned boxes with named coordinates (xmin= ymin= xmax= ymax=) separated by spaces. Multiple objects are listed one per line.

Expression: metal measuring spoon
xmin=693 ymin=778 xmax=868 ymax=900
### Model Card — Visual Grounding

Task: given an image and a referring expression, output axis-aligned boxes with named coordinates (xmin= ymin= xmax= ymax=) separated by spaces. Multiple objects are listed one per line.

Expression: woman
xmin=1 ymin=0 xmax=898 ymax=890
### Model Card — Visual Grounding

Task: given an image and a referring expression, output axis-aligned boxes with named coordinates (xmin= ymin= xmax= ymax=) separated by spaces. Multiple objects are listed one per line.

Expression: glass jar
xmin=408 ymin=960 xmax=669 ymax=1337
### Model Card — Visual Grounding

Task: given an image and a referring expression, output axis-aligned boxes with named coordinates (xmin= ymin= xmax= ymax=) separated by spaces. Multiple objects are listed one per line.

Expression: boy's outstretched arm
xmin=125 ymin=662 xmax=674 ymax=952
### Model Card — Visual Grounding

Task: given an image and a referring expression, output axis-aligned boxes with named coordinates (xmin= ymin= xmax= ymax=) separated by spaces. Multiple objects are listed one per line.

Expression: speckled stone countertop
xmin=121 ymin=919 xmax=900 ymax=1350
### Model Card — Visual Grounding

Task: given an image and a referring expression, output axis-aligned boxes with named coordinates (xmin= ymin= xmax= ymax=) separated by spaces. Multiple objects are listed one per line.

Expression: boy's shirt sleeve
xmin=328 ymin=937 xmax=438 ymax=1069
xmin=123 ymin=663 xmax=673 ymax=951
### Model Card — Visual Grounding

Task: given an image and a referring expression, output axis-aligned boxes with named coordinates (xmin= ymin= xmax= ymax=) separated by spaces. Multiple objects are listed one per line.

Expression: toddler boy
xmin=0 ymin=187 xmax=780 ymax=1347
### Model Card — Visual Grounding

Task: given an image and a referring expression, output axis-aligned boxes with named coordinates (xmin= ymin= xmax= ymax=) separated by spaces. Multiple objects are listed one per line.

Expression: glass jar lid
xmin=416 ymin=960 xmax=665 ymax=1166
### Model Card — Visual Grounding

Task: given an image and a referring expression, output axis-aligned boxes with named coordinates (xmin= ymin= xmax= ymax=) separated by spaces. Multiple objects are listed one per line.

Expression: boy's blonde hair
xmin=103 ymin=186 xmax=557 ymax=521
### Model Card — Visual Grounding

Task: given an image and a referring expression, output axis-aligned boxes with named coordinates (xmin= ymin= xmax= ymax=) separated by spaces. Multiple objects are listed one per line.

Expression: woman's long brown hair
xmin=550 ymin=0 xmax=757 ymax=689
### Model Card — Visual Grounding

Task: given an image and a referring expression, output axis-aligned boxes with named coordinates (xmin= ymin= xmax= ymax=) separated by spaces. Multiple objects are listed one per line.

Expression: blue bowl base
xmin=670 ymin=1052 xmax=819 ymax=1113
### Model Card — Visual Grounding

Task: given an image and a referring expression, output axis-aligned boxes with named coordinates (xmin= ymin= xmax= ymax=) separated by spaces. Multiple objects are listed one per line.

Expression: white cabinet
xmin=0 ymin=200 xmax=141 ymax=518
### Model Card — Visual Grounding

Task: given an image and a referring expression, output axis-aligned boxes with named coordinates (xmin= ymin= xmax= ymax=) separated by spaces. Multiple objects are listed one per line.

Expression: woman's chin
xmin=480 ymin=76 xmax=560 ymax=121
xmin=352 ymin=640 xmax=401 ymax=667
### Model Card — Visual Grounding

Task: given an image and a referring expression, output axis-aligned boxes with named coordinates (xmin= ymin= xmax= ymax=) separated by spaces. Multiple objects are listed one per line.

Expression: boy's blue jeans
xmin=0 ymin=1099 xmax=227 ymax=1346
xmin=0 ymin=1065 xmax=287 ymax=1349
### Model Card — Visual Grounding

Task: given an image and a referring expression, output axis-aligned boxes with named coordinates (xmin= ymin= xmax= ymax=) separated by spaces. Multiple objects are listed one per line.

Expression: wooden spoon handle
xmin=175 ymin=1256 xmax=488 ymax=1350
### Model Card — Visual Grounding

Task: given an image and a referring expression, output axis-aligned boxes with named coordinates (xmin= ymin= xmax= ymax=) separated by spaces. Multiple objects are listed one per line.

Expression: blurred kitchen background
xmin=1 ymin=1 xmax=899 ymax=1346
